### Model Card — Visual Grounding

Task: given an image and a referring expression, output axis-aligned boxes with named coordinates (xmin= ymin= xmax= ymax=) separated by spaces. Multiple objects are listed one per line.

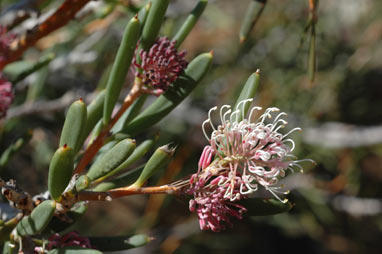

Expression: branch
xmin=76 ymin=185 xmax=178 ymax=202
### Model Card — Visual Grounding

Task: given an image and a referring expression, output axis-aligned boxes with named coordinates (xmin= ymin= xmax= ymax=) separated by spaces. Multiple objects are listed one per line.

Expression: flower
xmin=188 ymin=99 xmax=314 ymax=231
xmin=0 ymin=74 xmax=13 ymax=118
xmin=133 ymin=37 xmax=188 ymax=95
xmin=188 ymin=172 xmax=248 ymax=232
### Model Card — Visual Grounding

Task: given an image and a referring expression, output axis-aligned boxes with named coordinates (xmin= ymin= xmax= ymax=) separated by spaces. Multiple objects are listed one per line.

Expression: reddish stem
xmin=77 ymin=185 xmax=177 ymax=201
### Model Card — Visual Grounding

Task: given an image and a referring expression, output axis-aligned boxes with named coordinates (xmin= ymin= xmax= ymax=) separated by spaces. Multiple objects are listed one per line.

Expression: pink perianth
xmin=198 ymin=145 xmax=215 ymax=171
xmin=188 ymin=173 xmax=248 ymax=232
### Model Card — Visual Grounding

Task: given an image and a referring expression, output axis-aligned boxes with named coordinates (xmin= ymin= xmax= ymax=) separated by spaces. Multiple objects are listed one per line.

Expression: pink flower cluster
xmin=188 ymin=99 xmax=313 ymax=231
xmin=34 ymin=231 xmax=92 ymax=253
xmin=133 ymin=37 xmax=188 ymax=95
xmin=0 ymin=74 xmax=13 ymax=118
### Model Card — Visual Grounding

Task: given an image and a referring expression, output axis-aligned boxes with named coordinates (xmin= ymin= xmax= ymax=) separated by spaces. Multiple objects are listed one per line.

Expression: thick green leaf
xmin=141 ymin=0 xmax=169 ymax=50
xmin=48 ymin=146 xmax=75 ymax=200
xmin=94 ymin=136 xmax=156 ymax=183
xmin=103 ymin=16 xmax=140 ymax=126
xmin=92 ymin=165 xmax=144 ymax=191
xmin=234 ymin=71 xmax=260 ymax=122
xmin=133 ymin=145 xmax=174 ymax=187
xmin=173 ymin=0 xmax=208 ymax=48
xmin=138 ymin=2 xmax=151 ymax=33
xmin=111 ymin=94 xmax=148 ymax=134
xmin=59 ymin=99 xmax=87 ymax=153
xmin=78 ymin=90 xmax=106 ymax=150
xmin=45 ymin=203 xmax=88 ymax=233
xmin=3 ymin=53 xmax=55 ymax=84
xmin=17 ymin=200 xmax=56 ymax=236
xmin=86 ymin=139 xmax=136 ymax=181
xmin=47 ymin=247 xmax=102 ymax=254
xmin=75 ymin=175 xmax=90 ymax=192
xmin=239 ymin=0 xmax=266 ymax=43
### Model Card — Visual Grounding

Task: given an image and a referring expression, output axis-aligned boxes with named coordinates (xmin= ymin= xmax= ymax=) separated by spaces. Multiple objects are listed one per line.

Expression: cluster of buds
xmin=0 ymin=74 xmax=13 ymax=118
xmin=133 ymin=37 xmax=188 ymax=95
xmin=187 ymin=99 xmax=313 ymax=231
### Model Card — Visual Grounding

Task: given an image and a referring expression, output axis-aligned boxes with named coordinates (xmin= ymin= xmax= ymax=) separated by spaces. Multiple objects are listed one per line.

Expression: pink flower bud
xmin=133 ymin=37 xmax=188 ymax=95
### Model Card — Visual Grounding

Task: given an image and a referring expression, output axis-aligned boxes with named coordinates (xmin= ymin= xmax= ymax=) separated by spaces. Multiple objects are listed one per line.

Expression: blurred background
xmin=0 ymin=0 xmax=381 ymax=253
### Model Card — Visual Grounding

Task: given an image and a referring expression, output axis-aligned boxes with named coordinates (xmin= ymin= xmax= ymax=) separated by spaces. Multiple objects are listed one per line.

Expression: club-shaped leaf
xmin=78 ymin=90 xmax=106 ymax=150
xmin=86 ymin=139 xmax=136 ymax=181
xmin=234 ymin=70 xmax=260 ymax=122
xmin=59 ymin=99 xmax=87 ymax=153
xmin=45 ymin=203 xmax=88 ymax=233
xmin=92 ymin=165 xmax=144 ymax=191
xmin=239 ymin=0 xmax=266 ymax=43
xmin=173 ymin=0 xmax=208 ymax=48
xmin=94 ymin=136 xmax=157 ymax=183
xmin=103 ymin=16 xmax=140 ymax=126
xmin=48 ymin=145 xmax=75 ymax=200
xmin=47 ymin=248 xmax=102 ymax=254
xmin=16 ymin=200 xmax=56 ymax=237
xmin=141 ymin=0 xmax=169 ymax=50
xmin=132 ymin=145 xmax=174 ymax=188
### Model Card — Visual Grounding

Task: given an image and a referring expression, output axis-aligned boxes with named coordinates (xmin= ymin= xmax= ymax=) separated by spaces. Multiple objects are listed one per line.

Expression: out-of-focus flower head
xmin=34 ymin=231 xmax=92 ymax=253
xmin=187 ymin=99 xmax=314 ymax=231
xmin=0 ymin=73 xmax=13 ymax=119
xmin=0 ymin=25 xmax=16 ymax=62
xmin=133 ymin=37 xmax=188 ymax=96
xmin=48 ymin=231 xmax=92 ymax=249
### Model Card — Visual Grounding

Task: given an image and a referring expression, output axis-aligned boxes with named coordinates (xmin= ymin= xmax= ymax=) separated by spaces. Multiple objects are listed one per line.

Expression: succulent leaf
xmin=103 ymin=16 xmax=140 ymax=126
xmin=16 ymin=200 xmax=56 ymax=237
xmin=48 ymin=145 xmax=75 ymax=200
xmin=86 ymin=139 xmax=136 ymax=181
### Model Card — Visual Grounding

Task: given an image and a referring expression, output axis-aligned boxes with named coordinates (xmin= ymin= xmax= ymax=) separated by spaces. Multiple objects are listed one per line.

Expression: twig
xmin=76 ymin=184 xmax=178 ymax=202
